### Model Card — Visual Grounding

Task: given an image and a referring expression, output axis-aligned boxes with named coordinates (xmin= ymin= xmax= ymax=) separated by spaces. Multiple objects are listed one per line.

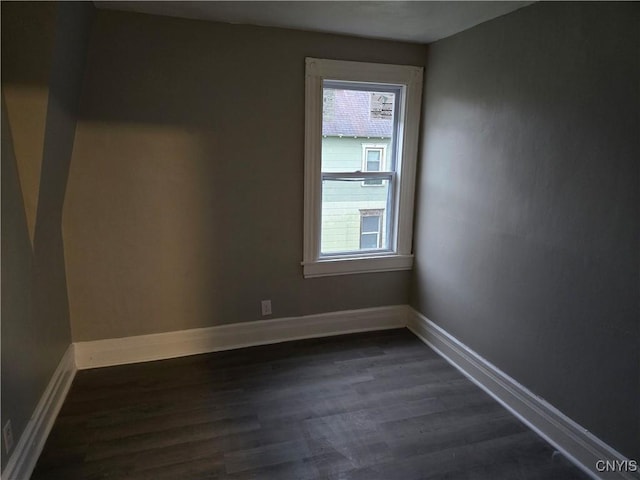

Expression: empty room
xmin=1 ymin=1 xmax=638 ymax=479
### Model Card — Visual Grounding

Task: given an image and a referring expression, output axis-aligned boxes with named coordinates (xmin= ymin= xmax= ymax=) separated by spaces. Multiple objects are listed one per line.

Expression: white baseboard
xmin=2 ymin=344 xmax=77 ymax=480
xmin=406 ymin=307 xmax=637 ymax=480
xmin=74 ymin=305 xmax=408 ymax=370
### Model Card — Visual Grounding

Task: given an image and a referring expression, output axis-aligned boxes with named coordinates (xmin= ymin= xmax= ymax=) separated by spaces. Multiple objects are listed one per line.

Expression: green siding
xmin=321 ymin=136 xmax=391 ymax=254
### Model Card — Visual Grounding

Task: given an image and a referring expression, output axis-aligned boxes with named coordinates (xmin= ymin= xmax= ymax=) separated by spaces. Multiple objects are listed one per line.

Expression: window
xmin=303 ymin=58 xmax=423 ymax=278
xmin=362 ymin=145 xmax=386 ymax=186
xmin=360 ymin=210 xmax=383 ymax=249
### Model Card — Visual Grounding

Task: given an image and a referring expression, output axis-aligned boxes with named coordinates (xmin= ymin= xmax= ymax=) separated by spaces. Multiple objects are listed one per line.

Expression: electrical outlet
xmin=261 ymin=300 xmax=272 ymax=316
xmin=3 ymin=420 xmax=13 ymax=454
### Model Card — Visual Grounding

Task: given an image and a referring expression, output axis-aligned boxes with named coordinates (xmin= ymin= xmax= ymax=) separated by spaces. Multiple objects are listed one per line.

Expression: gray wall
xmin=1 ymin=2 xmax=94 ymax=469
xmin=64 ymin=10 xmax=425 ymax=341
xmin=411 ymin=2 xmax=639 ymax=459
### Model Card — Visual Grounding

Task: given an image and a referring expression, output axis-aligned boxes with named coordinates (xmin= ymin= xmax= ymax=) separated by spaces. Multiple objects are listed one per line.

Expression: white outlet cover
xmin=261 ymin=300 xmax=272 ymax=316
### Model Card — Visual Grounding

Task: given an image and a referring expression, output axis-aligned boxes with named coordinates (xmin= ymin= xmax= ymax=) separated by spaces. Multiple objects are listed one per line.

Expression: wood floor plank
xmin=85 ymin=415 xmax=262 ymax=462
xmin=32 ymin=329 xmax=589 ymax=479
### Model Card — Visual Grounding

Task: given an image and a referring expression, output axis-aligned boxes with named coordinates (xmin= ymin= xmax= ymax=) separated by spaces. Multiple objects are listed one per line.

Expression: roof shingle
xmin=322 ymin=89 xmax=394 ymax=137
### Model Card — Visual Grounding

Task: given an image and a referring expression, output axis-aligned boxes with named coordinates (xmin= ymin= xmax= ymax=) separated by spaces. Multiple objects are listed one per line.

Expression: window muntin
xmin=303 ymin=58 xmax=423 ymax=278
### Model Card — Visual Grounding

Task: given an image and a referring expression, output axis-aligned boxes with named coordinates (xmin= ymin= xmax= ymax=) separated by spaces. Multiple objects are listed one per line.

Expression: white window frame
xmin=302 ymin=57 xmax=423 ymax=278
xmin=361 ymin=144 xmax=387 ymax=187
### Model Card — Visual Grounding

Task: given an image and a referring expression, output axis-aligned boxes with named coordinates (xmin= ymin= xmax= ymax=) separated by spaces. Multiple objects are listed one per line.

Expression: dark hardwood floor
xmin=32 ymin=329 xmax=589 ymax=479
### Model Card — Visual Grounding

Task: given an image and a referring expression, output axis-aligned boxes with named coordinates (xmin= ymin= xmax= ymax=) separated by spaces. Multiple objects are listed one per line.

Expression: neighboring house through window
xmin=360 ymin=209 xmax=384 ymax=249
xmin=303 ymin=58 xmax=423 ymax=278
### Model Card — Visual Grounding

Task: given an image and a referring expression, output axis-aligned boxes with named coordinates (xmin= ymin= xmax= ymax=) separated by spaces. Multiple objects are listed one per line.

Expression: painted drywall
xmin=1 ymin=2 xmax=94 ymax=470
xmin=1 ymin=94 xmax=39 ymax=472
xmin=1 ymin=2 xmax=56 ymax=245
xmin=63 ymin=10 xmax=425 ymax=341
xmin=411 ymin=2 xmax=639 ymax=459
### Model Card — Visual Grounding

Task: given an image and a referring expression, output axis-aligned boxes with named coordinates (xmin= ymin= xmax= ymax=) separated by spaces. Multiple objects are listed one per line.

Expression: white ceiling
xmin=95 ymin=1 xmax=533 ymax=44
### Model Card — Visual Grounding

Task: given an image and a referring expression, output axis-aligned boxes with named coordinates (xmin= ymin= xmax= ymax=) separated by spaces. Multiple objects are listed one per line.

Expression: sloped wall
xmin=1 ymin=2 xmax=94 ymax=469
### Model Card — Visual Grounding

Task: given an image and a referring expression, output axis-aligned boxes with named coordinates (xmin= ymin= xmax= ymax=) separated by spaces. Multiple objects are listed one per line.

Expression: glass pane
xmin=321 ymin=87 xmax=395 ymax=173
xmin=321 ymin=179 xmax=389 ymax=255
xmin=363 ymin=179 xmax=383 ymax=186
xmin=366 ymin=150 xmax=381 ymax=162
xmin=360 ymin=233 xmax=378 ymax=249
xmin=366 ymin=159 xmax=381 ymax=171
xmin=362 ymin=215 xmax=380 ymax=233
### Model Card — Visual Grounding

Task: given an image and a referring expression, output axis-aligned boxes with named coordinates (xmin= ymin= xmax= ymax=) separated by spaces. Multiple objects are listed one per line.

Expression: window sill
xmin=302 ymin=254 xmax=413 ymax=278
